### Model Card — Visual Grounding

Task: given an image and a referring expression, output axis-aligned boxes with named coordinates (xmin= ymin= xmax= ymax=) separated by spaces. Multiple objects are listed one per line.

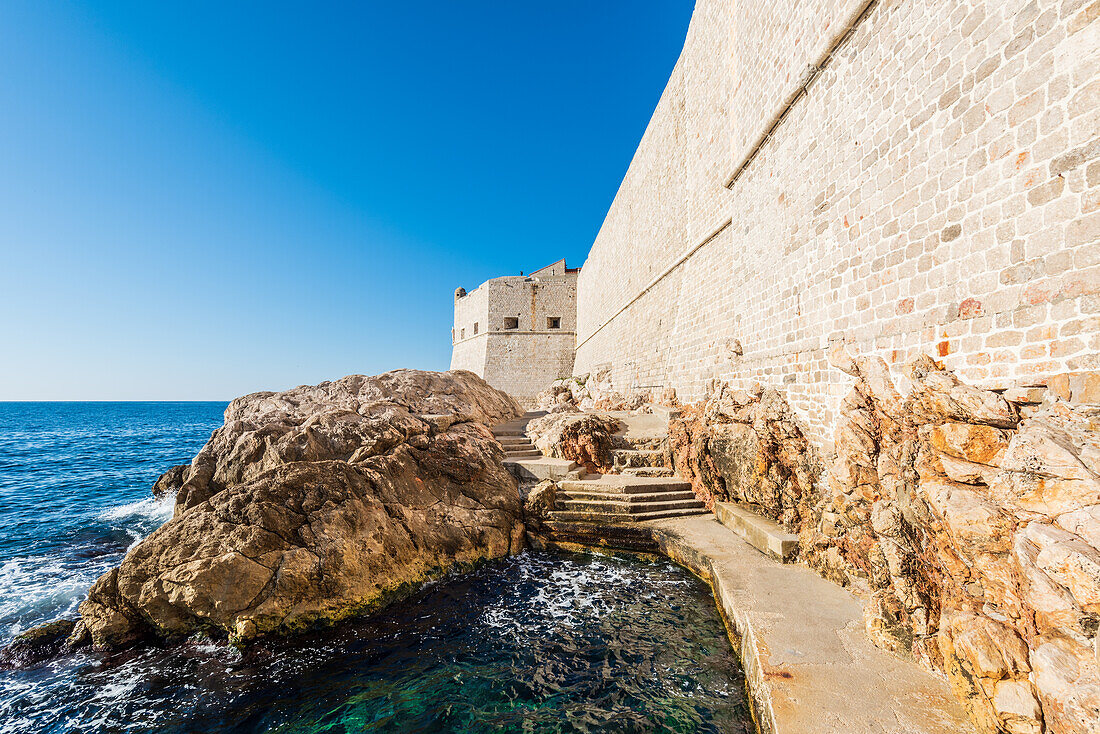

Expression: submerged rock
xmin=75 ymin=369 xmax=525 ymax=648
xmin=0 ymin=619 xmax=76 ymax=669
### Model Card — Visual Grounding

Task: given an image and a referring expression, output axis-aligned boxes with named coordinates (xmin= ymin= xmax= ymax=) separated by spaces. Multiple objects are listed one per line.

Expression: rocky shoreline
xmin=6 ymin=360 xmax=1100 ymax=734
xmin=6 ymin=369 xmax=525 ymax=656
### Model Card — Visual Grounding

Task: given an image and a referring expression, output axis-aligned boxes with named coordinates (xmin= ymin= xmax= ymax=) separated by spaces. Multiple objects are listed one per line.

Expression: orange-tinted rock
xmin=667 ymin=383 xmax=822 ymax=529
xmin=929 ymin=422 xmax=1011 ymax=466
xmin=526 ymin=412 xmax=619 ymax=474
xmin=1047 ymin=372 xmax=1100 ymax=405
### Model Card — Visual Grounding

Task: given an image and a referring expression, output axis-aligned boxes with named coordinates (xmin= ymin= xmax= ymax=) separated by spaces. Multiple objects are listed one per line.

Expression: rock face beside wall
xmin=671 ymin=354 xmax=1100 ymax=733
xmin=668 ymin=382 xmax=823 ymax=525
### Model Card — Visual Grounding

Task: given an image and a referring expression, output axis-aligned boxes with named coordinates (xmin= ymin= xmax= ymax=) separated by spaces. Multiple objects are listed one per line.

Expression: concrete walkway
xmin=646 ymin=515 xmax=975 ymax=734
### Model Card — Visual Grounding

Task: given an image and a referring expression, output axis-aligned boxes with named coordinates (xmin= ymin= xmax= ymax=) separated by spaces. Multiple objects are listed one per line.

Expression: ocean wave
xmin=97 ymin=493 xmax=175 ymax=524
xmin=0 ymin=555 xmax=101 ymax=639
xmin=0 ymin=494 xmax=177 ymax=641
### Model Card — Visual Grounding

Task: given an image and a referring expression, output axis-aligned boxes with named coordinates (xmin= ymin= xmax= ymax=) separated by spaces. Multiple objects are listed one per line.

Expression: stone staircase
xmin=549 ymin=475 xmax=708 ymax=523
xmin=494 ymin=411 xmax=581 ymax=482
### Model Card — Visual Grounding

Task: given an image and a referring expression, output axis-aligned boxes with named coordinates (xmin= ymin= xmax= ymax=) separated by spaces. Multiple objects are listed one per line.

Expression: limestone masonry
xmin=573 ymin=0 xmax=1100 ymax=454
xmin=456 ymin=1 xmax=1099 ymax=446
xmin=450 ymin=259 xmax=578 ymax=406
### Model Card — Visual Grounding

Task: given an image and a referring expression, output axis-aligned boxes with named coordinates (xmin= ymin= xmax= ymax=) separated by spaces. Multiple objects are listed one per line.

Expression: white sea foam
xmin=0 ymin=555 xmax=99 ymax=638
xmin=0 ymin=494 xmax=176 ymax=641
xmin=97 ymin=492 xmax=175 ymax=523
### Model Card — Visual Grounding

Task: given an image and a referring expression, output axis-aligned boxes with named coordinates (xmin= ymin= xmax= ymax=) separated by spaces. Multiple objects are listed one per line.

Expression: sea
xmin=0 ymin=402 xmax=753 ymax=733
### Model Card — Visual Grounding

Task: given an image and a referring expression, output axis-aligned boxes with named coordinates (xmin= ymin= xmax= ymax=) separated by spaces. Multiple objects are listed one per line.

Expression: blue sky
xmin=0 ymin=1 xmax=692 ymax=400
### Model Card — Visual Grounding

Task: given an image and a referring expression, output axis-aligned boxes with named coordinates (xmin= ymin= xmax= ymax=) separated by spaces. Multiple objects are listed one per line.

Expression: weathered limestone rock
xmin=667 ymin=381 xmax=823 ymax=532
xmin=71 ymin=370 xmax=525 ymax=649
xmin=521 ymin=479 xmax=557 ymax=534
xmin=804 ymin=351 xmax=1100 ymax=734
xmin=526 ymin=412 xmax=620 ymax=474
xmin=534 ymin=383 xmax=580 ymax=414
xmin=671 ymin=347 xmax=1099 ymax=733
xmin=534 ymin=368 xmax=647 ymax=414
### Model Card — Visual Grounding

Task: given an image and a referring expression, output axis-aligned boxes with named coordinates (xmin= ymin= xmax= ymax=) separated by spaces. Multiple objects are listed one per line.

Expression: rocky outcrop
xmin=152 ymin=464 xmax=188 ymax=499
xmin=521 ymin=479 xmax=557 ymax=534
xmin=804 ymin=352 xmax=1100 ymax=734
xmin=526 ymin=412 xmax=620 ymax=474
xmin=668 ymin=382 xmax=823 ymax=529
xmin=70 ymin=369 xmax=525 ymax=649
xmin=667 ymin=352 xmax=1100 ymax=733
xmin=0 ymin=620 xmax=76 ymax=669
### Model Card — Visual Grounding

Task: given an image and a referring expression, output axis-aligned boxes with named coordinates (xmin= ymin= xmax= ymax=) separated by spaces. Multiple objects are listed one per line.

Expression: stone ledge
xmin=646 ymin=516 xmax=974 ymax=734
xmin=714 ymin=502 xmax=799 ymax=562
xmin=503 ymin=457 xmax=579 ymax=482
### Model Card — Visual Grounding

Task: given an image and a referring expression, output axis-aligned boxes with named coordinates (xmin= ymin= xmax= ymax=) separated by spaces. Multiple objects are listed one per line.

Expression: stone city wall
xmin=574 ymin=0 xmax=1100 ymax=452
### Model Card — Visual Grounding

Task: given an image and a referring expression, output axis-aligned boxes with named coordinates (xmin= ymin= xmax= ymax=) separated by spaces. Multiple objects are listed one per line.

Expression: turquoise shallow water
xmin=0 ymin=402 xmax=753 ymax=733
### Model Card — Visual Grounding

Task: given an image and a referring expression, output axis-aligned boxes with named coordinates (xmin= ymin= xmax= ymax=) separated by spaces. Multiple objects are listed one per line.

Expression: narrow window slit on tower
xmin=547 ymin=317 xmax=561 ymax=329
xmin=504 ymin=317 xmax=519 ymax=330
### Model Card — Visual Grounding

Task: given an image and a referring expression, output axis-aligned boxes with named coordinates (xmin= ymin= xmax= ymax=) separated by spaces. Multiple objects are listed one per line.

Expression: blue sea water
xmin=0 ymin=402 xmax=753 ymax=733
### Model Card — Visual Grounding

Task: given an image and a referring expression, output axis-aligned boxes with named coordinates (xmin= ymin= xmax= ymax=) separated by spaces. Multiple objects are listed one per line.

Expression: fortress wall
xmin=574 ymin=0 xmax=732 ymax=353
xmin=449 ymin=335 xmax=486 ymax=377
xmin=575 ymin=0 xmax=1100 ymax=449
xmin=482 ymin=332 xmax=577 ymax=408
xmin=730 ymin=0 xmax=867 ymax=165
xmin=450 ymin=284 xmax=489 ymax=373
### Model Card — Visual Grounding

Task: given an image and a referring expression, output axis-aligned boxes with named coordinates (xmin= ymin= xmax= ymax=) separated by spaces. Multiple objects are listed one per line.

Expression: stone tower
xmin=450 ymin=259 xmax=579 ymax=407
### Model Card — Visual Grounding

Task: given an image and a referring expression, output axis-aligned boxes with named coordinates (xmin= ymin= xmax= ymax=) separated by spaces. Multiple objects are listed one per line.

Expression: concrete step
xmin=503 ymin=457 xmax=580 ymax=482
xmin=714 ymin=502 xmax=799 ymax=563
xmin=559 ymin=489 xmax=697 ymax=504
xmin=559 ymin=476 xmax=692 ymax=495
xmin=621 ymin=466 xmax=675 ymax=478
xmin=549 ymin=507 xmax=710 ymax=524
xmin=504 ymin=450 xmax=541 ymax=460
xmin=499 ymin=435 xmax=532 ymax=448
xmin=558 ymin=498 xmax=706 ymax=514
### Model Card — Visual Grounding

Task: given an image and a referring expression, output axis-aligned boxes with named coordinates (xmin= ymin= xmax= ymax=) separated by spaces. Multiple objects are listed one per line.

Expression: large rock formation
xmin=670 ymin=353 xmax=1100 ymax=734
xmin=72 ymin=369 xmax=525 ymax=648
xmin=526 ymin=412 xmax=621 ymax=474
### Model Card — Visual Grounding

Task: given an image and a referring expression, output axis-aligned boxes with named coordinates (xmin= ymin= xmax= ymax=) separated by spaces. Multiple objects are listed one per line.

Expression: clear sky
xmin=0 ymin=2 xmax=693 ymax=400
